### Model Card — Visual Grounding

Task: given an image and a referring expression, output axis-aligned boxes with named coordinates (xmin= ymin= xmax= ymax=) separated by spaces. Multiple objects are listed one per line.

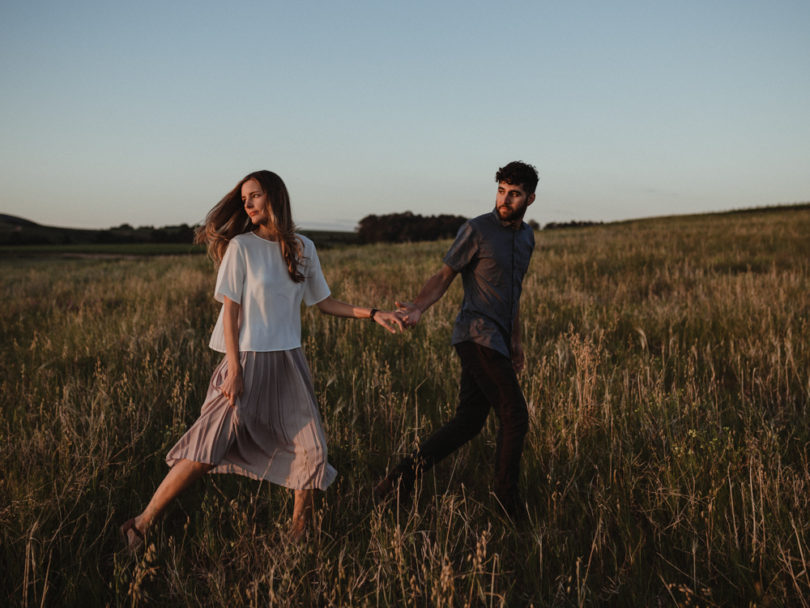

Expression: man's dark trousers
xmin=392 ymin=340 xmax=529 ymax=512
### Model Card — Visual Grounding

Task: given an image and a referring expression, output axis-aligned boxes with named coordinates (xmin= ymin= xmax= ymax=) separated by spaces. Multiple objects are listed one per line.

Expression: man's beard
xmin=497 ymin=203 xmax=526 ymax=223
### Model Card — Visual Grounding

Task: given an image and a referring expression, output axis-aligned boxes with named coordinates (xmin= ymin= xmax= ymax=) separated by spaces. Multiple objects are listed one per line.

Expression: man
xmin=375 ymin=160 xmax=538 ymax=517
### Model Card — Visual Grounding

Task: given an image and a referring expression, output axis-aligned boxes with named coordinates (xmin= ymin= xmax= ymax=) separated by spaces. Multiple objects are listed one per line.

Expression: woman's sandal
xmin=120 ymin=518 xmax=145 ymax=552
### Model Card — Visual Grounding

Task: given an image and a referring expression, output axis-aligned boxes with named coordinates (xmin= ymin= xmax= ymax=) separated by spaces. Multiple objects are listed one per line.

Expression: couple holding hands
xmin=121 ymin=161 xmax=538 ymax=550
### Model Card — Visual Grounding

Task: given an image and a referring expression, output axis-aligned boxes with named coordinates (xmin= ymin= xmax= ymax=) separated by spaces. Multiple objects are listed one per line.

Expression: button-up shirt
xmin=443 ymin=210 xmax=535 ymax=358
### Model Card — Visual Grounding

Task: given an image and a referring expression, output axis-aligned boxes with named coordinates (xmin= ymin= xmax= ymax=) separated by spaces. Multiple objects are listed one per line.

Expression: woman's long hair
xmin=195 ymin=170 xmax=305 ymax=282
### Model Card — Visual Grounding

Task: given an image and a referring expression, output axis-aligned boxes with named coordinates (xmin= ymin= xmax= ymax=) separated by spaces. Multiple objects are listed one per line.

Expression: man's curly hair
xmin=495 ymin=161 xmax=539 ymax=194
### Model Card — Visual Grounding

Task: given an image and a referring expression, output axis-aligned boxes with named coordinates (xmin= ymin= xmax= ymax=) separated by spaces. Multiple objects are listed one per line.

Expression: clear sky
xmin=1 ymin=0 xmax=808 ymax=230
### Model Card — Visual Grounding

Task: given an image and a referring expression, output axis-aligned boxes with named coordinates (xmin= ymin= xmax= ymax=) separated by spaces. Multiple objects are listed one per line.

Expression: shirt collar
xmin=490 ymin=208 xmax=522 ymax=231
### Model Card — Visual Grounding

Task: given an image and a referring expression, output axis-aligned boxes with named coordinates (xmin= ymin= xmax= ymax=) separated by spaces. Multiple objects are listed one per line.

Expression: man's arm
xmin=511 ymin=301 xmax=525 ymax=373
xmin=396 ymin=263 xmax=458 ymax=327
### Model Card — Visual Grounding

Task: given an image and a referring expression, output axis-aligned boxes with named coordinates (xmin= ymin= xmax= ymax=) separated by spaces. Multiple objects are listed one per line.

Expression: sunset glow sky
xmin=2 ymin=0 xmax=808 ymax=230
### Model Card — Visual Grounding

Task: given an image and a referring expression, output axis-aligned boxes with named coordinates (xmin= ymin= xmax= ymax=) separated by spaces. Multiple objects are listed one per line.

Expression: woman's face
xmin=241 ymin=178 xmax=271 ymax=227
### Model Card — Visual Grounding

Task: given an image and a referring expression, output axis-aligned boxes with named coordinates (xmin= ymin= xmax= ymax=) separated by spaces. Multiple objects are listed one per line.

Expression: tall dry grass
xmin=1 ymin=207 xmax=809 ymax=606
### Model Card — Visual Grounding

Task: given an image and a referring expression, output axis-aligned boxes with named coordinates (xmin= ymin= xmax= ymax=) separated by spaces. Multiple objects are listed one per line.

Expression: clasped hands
xmin=394 ymin=301 xmax=421 ymax=328
xmin=371 ymin=301 xmax=422 ymax=333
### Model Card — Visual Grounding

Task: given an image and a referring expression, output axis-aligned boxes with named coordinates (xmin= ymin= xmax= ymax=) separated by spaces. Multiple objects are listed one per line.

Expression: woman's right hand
xmin=221 ymin=297 xmax=243 ymax=406
xmin=221 ymin=364 xmax=243 ymax=406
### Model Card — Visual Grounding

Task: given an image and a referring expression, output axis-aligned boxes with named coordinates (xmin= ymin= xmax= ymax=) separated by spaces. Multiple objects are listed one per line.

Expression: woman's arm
xmin=220 ymin=296 xmax=243 ymax=406
xmin=315 ymin=296 xmax=404 ymax=334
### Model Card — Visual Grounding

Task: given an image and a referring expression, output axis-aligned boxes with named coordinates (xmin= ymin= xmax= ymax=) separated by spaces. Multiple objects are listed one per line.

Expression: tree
xmin=357 ymin=212 xmax=467 ymax=244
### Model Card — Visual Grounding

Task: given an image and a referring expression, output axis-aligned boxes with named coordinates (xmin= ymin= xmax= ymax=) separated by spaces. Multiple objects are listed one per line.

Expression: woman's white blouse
xmin=208 ymin=232 xmax=331 ymax=353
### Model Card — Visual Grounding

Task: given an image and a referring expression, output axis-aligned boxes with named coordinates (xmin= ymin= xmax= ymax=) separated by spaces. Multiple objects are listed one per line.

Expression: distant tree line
xmin=0 ymin=217 xmax=198 ymax=246
xmin=99 ymin=223 xmax=197 ymax=244
xmin=357 ymin=212 xmax=468 ymax=244
xmin=543 ymin=220 xmax=603 ymax=230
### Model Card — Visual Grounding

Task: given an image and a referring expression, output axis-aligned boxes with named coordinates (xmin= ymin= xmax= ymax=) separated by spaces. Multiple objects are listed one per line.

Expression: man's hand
xmin=394 ymin=265 xmax=456 ymax=329
xmin=396 ymin=301 xmax=422 ymax=327
xmin=511 ymin=342 xmax=525 ymax=374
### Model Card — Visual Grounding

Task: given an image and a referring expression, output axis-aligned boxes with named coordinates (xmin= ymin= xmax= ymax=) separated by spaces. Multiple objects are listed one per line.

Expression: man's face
xmin=495 ymin=181 xmax=535 ymax=223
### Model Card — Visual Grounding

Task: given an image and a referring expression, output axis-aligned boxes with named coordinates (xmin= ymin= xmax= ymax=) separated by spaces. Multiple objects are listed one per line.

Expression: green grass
xmin=1 ymin=207 xmax=809 ymax=606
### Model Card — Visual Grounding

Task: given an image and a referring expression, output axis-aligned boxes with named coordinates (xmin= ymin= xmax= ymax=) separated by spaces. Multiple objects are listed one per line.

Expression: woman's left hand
xmin=373 ymin=310 xmax=405 ymax=334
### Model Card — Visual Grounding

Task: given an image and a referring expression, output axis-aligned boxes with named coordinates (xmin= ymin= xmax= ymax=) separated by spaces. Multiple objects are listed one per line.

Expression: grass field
xmin=2 ymin=207 xmax=809 ymax=606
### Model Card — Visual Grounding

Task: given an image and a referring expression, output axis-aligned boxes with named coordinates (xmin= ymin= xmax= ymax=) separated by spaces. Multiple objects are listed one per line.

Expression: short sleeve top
xmin=208 ymin=232 xmax=331 ymax=353
xmin=443 ymin=210 xmax=535 ymax=358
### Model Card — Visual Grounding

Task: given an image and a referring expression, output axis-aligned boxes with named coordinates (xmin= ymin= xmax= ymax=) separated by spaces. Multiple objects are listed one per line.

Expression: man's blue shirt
xmin=443 ymin=210 xmax=535 ymax=358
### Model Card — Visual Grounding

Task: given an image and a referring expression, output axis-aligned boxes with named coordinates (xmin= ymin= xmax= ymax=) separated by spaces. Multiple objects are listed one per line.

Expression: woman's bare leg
xmin=130 ymin=459 xmax=213 ymax=536
xmin=290 ymin=489 xmax=314 ymax=541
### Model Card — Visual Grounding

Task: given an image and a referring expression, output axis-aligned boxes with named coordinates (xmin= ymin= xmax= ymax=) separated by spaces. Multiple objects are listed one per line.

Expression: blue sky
xmin=1 ymin=0 xmax=808 ymax=230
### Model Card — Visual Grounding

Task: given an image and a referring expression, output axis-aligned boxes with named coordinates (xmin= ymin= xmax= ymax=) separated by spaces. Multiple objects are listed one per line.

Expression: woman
xmin=121 ymin=170 xmax=403 ymax=549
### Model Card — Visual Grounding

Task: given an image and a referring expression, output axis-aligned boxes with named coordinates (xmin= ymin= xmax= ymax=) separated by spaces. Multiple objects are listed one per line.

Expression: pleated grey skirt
xmin=166 ymin=349 xmax=337 ymax=490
